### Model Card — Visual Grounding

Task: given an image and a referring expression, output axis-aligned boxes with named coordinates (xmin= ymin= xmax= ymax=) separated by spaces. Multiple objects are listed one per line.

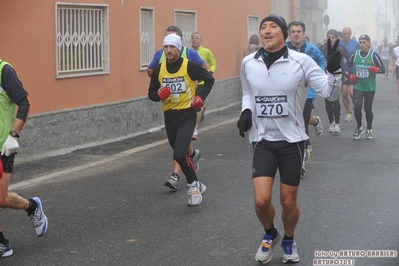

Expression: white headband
xmin=163 ymin=34 xmax=182 ymax=51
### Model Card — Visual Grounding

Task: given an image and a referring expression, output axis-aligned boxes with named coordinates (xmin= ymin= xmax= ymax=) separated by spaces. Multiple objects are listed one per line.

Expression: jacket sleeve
xmin=207 ymin=49 xmax=217 ymax=73
xmin=240 ymin=58 xmax=255 ymax=113
xmin=187 ymin=61 xmax=214 ymax=101
xmin=148 ymin=64 xmax=162 ymax=102
xmin=305 ymin=56 xmax=341 ymax=102
xmin=314 ymin=47 xmax=326 ymax=70
xmin=2 ymin=65 xmax=30 ymax=121
xmin=372 ymin=52 xmax=385 ymax=74
xmin=187 ymin=49 xmax=205 ymax=67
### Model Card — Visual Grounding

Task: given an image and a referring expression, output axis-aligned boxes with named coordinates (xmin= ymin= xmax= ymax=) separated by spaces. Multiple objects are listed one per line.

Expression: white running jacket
xmin=240 ymin=48 xmax=341 ymax=143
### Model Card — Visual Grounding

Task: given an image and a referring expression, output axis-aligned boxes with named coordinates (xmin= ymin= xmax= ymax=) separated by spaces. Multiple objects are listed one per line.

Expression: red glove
xmin=191 ymin=96 xmax=204 ymax=109
xmin=349 ymin=74 xmax=357 ymax=83
xmin=369 ymin=66 xmax=380 ymax=73
xmin=157 ymin=87 xmax=170 ymax=100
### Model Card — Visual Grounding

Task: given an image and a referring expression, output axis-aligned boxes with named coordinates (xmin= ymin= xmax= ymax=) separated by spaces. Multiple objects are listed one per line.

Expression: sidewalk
xmin=10 ymin=103 xmax=241 ymax=187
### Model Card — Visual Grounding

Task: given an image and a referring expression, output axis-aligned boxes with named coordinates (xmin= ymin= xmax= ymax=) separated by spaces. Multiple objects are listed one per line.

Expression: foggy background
xmin=324 ymin=0 xmax=396 ymax=45
xmin=293 ymin=0 xmax=397 ymax=47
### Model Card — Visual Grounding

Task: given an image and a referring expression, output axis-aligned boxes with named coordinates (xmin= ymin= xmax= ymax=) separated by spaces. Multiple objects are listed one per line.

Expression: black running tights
xmin=324 ymin=98 xmax=341 ymax=124
xmin=353 ymin=89 xmax=375 ymax=130
xmin=164 ymin=108 xmax=197 ymax=184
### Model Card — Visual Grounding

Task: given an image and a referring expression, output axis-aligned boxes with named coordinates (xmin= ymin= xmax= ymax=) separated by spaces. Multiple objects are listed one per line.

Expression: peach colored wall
xmin=0 ymin=0 xmax=277 ymax=114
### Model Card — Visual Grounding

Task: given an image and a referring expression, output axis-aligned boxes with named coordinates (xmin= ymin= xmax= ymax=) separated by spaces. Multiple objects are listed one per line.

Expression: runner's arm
xmin=148 ymin=65 xmax=162 ymax=102
xmin=187 ymin=61 xmax=214 ymax=101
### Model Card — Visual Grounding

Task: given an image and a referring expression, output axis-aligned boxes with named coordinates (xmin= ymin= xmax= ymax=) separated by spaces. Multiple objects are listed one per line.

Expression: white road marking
xmin=10 ymin=117 xmax=237 ymax=190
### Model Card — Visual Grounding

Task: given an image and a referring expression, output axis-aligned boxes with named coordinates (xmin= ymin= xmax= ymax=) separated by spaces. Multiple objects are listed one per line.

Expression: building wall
xmin=375 ymin=0 xmax=396 ymax=43
xmin=0 ymin=0 xmax=271 ymax=114
xmin=296 ymin=0 xmax=327 ymax=45
xmin=0 ymin=0 xmax=296 ymax=162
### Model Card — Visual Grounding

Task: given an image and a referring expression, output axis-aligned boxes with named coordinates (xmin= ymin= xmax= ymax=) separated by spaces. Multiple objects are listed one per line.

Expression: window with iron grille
xmin=175 ymin=10 xmax=196 ymax=48
xmin=140 ymin=7 xmax=155 ymax=70
xmin=55 ymin=3 xmax=109 ymax=78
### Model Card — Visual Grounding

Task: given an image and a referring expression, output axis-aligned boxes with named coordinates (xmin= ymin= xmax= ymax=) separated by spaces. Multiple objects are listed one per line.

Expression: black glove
xmin=326 ymin=38 xmax=342 ymax=74
xmin=237 ymin=109 xmax=252 ymax=138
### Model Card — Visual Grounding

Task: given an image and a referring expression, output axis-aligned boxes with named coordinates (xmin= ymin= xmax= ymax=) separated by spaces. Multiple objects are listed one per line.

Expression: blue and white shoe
xmin=281 ymin=240 xmax=300 ymax=263
xmin=30 ymin=197 xmax=48 ymax=237
xmin=255 ymin=227 xmax=281 ymax=263
xmin=0 ymin=239 xmax=13 ymax=258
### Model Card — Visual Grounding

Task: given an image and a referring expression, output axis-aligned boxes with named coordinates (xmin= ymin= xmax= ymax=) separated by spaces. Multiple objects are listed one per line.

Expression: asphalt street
xmin=1 ymin=75 xmax=399 ymax=266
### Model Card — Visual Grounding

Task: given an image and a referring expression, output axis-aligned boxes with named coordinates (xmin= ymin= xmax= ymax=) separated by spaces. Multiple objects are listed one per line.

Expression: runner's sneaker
xmin=281 ymin=240 xmax=300 ymax=264
xmin=366 ymin=129 xmax=373 ymax=140
xmin=255 ymin=228 xmax=281 ymax=263
xmin=0 ymin=239 xmax=13 ymax=258
xmin=192 ymin=129 xmax=198 ymax=140
xmin=165 ymin=173 xmax=179 ymax=190
xmin=191 ymin=149 xmax=202 ymax=172
xmin=328 ymin=123 xmax=335 ymax=133
xmin=345 ymin=112 xmax=353 ymax=121
xmin=29 ymin=197 xmax=48 ymax=237
xmin=187 ymin=181 xmax=206 ymax=206
xmin=308 ymin=144 xmax=312 ymax=153
xmin=334 ymin=123 xmax=341 ymax=134
xmin=301 ymin=158 xmax=306 ymax=176
xmin=313 ymin=116 xmax=323 ymax=136
xmin=304 ymin=147 xmax=311 ymax=161
xmin=353 ymin=126 xmax=364 ymax=140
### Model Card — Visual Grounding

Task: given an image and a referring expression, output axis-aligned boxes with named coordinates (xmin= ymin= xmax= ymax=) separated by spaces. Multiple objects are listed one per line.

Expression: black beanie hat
xmin=259 ymin=14 xmax=288 ymax=40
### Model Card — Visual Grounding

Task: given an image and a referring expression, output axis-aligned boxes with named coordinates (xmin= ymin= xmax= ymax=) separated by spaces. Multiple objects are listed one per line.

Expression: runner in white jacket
xmin=240 ymin=40 xmax=341 ymax=144
xmin=237 ymin=14 xmax=342 ymax=264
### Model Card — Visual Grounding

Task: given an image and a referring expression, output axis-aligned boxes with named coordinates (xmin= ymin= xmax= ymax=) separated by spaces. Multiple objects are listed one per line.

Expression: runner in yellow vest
xmin=147 ymin=26 xmax=206 ymax=185
xmin=148 ymin=34 xmax=214 ymax=206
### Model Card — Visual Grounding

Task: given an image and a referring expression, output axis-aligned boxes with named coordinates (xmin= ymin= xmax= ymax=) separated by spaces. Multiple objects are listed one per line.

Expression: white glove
xmin=1 ymin=135 xmax=19 ymax=156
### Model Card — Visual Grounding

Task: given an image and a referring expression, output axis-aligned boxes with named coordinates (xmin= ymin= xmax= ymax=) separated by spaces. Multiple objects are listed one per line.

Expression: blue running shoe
xmin=281 ymin=240 xmax=300 ymax=264
xmin=30 ymin=197 xmax=48 ymax=237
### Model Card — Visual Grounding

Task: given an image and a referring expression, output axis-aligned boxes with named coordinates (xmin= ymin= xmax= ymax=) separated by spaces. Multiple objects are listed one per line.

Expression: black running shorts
xmin=1 ymin=154 xmax=15 ymax=173
xmin=252 ymin=140 xmax=304 ymax=186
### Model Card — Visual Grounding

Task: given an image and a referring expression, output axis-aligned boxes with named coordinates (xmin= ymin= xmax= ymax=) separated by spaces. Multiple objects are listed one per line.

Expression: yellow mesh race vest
xmin=0 ymin=60 xmax=17 ymax=146
xmin=158 ymin=58 xmax=196 ymax=111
